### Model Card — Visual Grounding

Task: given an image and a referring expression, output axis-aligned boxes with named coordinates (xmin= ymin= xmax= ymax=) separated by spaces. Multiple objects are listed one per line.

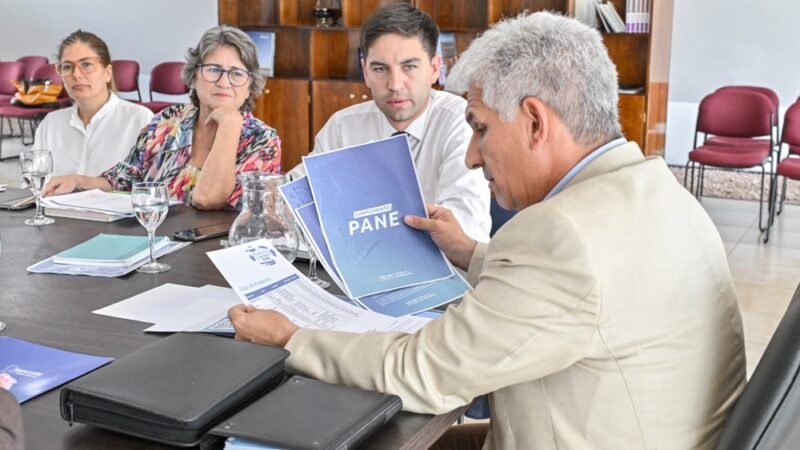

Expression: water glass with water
xmin=132 ymin=182 xmax=170 ymax=273
xmin=19 ymin=149 xmax=54 ymax=226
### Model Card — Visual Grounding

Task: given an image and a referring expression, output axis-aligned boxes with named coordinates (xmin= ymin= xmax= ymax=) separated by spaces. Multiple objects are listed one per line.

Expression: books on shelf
xmin=53 ymin=234 xmax=170 ymax=267
xmin=625 ymin=0 xmax=651 ymax=33
xmin=41 ymin=189 xmax=134 ymax=222
xmin=595 ymin=1 xmax=626 ymax=33
xmin=246 ymin=31 xmax=276 ymax=77
xmin=0 ymin=336 xmax=112 ymax=403
xmin=436 ymin=32 xmax=457 ymax=86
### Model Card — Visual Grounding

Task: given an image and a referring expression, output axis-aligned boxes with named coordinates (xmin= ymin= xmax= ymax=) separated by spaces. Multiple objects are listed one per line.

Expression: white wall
xmin=665 ymin=0 xmax=800 ymax=165
xmin=0 ymin=0 xmax=217 ymax=102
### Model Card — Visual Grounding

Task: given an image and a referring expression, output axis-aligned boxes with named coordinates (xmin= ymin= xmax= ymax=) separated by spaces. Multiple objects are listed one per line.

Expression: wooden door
xmin=311 ymin=80 xmax=372 ymax=138
xmin=253 ymin=78 xmax=310 ymax=172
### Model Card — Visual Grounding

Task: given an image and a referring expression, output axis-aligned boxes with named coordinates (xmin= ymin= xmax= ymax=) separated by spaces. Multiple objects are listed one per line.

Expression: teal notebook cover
xmin=55 ymin=234 xmax=168 ymax=263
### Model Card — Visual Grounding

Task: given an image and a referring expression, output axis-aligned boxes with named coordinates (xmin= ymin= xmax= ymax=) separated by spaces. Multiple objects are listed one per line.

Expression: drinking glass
xmin=132 ymin=182 xmax=170 ymax=273
xmin=19 ymin=149 xmax=54 ymax=226
xmin=306 ymin=244 xmax=330 ymax=289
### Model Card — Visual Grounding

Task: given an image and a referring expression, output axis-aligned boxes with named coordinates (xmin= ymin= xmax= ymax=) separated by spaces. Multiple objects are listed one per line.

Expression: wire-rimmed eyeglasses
xmin=54 ymin=57 xmax=104 ymax=77
xmin=197 ymin=64 xmax=252 ymax=87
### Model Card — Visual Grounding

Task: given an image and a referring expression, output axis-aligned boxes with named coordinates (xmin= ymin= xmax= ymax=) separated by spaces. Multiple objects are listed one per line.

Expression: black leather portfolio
xmin=211 ymin=375 xmax=402 ymax=449
xmin=59 ymin=332 xmax=288 ymax=447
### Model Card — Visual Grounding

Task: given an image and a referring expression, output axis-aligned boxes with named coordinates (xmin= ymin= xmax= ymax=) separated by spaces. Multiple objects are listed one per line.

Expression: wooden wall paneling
xmin=220 ymin=0 xmax=672 ymax=158
xmin=310 ymin=30 xmax=362 ymax=79
xmin=603 ymin=33 xmax=649 ymax=87
xmin=487 ymin=0 xmax=569 ymax=23
xmin=218 ymin=0 xmax=240 ymax=24
xmin=644 ymin=0 xmax=674 ymax=156
xmin=416 ymin=0 xmax=488 ymax=30
xmin=237 ymin=0 xmax=280 ymax=26
xmin=619 ymin=93 xmax=646 ymax=149
xmin=280 ymin=0 xmax=318 ymax=26
xmin=273 ymin=28 xmax=312 ymax=77
xmin=311 ymin=80 xmax=371 ymax=137
xmin=254 ymin=78 xmax=311 ymax=171
xmin=342 ymin=0 xmax=412 ymax=27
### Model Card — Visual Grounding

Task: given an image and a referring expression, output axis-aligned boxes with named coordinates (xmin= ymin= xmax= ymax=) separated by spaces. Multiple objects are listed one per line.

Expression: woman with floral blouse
xmin=44 ymin=25 xmax=281 ymax=210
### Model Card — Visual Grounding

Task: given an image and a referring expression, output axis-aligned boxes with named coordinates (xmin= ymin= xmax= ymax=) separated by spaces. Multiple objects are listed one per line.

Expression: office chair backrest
xmin=697 ymin=90 xmax=773 ymax=139
xmin=112 ymin=60 xmax=141 ymax=101
xmin=714 ymin=284 xmax=800 ymax=449
xmin=31 ymin=64 xmax=69 ymax=99
xmin=149 ymin=62 xmax=188 ymax=97
xmin=781 ymin=99 xmax=800 ymax=152
xmin=16 ymin=55 xmax=49 ymax=81
xmin=0 ymin=61 xmax=24 ymax=96
xmin=717 ymin=86 xmax=779 ymax=120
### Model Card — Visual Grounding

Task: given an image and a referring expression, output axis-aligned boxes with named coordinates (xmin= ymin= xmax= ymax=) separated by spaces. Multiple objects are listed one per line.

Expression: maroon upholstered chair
xmin=112 ymin=59 xmax=141 ymax=102
xmin=0 ymin=62 xmax=25 ymax=138
xmin=16 ymin=56 xmax=49 ymax=81
xmin=141 ymin=62 xmax=188 ymax=113
xmin=709 ymin=86 xmax=780 ymax=147
xmin=766 ymin=98 xmax=800 ymax=242
xmin=0 ymin=61 xmax=24 ymax=106
xmin=683 ymin=89 xmax=775 ymax=234
xmin=0 ymin=64 xmax=69 ymax=159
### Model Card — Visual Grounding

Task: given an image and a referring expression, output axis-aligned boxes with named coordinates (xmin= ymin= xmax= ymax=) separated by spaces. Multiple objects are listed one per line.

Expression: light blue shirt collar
xmin=544 ymin=138 xmax=627 ymax=200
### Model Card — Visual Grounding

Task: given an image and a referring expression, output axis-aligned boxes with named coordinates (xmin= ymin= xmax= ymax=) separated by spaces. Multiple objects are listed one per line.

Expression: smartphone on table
xmin=172 ymin=223 xmax=231 ymax=242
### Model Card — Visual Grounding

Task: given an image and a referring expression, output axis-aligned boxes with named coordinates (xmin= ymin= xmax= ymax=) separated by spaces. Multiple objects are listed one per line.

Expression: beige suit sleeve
xmin=286 ymin=206 xmax=601 ymax=414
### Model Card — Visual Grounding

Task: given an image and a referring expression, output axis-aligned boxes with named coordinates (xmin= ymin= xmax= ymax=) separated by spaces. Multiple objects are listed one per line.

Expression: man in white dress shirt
xmin=288 ymin=3 xmax=490 ymax=242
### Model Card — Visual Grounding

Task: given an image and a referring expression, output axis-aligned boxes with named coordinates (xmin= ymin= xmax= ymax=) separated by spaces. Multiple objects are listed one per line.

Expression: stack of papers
xmin=41 ymin=189 xmax=134 ymax=222
xmin=28 ymin=233 xmax=190 ymax=277
xmin=208 ymin=240 xmax=436 ymax=334
xmin=278 ymin=135 xmax=470 ymax=318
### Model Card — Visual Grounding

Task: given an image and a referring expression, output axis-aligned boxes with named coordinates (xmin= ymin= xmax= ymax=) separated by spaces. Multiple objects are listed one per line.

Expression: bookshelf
xmin=219 ymin=0 xmax=673 ymax=169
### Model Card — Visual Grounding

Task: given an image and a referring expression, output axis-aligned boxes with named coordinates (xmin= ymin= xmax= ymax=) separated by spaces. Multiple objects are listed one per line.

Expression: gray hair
xmin=182 ymin=25 xmax=265 ymax=112
xmin=446 ymin=12 xmax=621 ymax=147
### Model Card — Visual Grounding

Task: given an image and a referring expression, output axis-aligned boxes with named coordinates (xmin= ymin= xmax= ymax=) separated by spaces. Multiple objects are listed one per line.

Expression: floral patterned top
xmin=102 ymin=103 xmax=281 ymax=209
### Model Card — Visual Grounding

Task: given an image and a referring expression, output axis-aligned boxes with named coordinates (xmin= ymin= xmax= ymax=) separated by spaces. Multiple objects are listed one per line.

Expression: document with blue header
xmin=280 ymin=176 xmax=469 ymax=317
xmin=0 ymin=337 xmax=113 ymax=403
xmin=207 ymin=239 xmax=432 ymax=333
xmin=303 ymin=135 xmax=453 ymax=298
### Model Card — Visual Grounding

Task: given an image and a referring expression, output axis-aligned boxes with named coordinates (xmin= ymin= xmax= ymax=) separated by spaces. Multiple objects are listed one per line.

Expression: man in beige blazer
xmin=230 ymin=12 xmax=746 ymax=450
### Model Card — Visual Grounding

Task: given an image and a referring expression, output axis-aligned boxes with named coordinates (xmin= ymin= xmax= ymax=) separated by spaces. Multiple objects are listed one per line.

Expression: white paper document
xmin=93 ymin=283 xmax=200 ymax=323
xmin=145 ymin=285 xmax=241 ymax=333
xmin=41 ymin=189 xmax=134 ymax=215
xmin=207 ymin=239 xmax=432 ymax=333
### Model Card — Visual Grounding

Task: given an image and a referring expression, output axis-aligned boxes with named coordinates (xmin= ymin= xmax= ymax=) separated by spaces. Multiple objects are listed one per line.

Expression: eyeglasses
xmin=197 ymin=64 xmax=252 ymax=87
xmin=54 ymin=57 xmax=104 ymax=76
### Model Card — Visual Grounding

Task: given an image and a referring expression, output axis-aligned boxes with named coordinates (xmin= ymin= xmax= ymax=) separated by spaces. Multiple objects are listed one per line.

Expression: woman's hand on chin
xmin=204 ymin=105 xmax=244 ymax=130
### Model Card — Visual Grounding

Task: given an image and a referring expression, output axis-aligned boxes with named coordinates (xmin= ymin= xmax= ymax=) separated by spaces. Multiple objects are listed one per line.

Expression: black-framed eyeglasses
xmin=197 ymin=64 xmax=252 ymax=87
xmin=54 ymin=57 xmax=104 ymax=76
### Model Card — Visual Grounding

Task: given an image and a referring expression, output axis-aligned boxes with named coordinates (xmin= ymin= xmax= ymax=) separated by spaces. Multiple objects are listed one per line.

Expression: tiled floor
xmin=700 ymin=196 xmax=800 ymax=377
xmin=0 ymin=134 xmax=797 ymax=377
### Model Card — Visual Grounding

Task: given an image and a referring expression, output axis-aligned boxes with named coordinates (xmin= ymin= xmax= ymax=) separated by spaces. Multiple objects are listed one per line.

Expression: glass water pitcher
xmin=228 ymin=172 xmax=299 ymax=263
